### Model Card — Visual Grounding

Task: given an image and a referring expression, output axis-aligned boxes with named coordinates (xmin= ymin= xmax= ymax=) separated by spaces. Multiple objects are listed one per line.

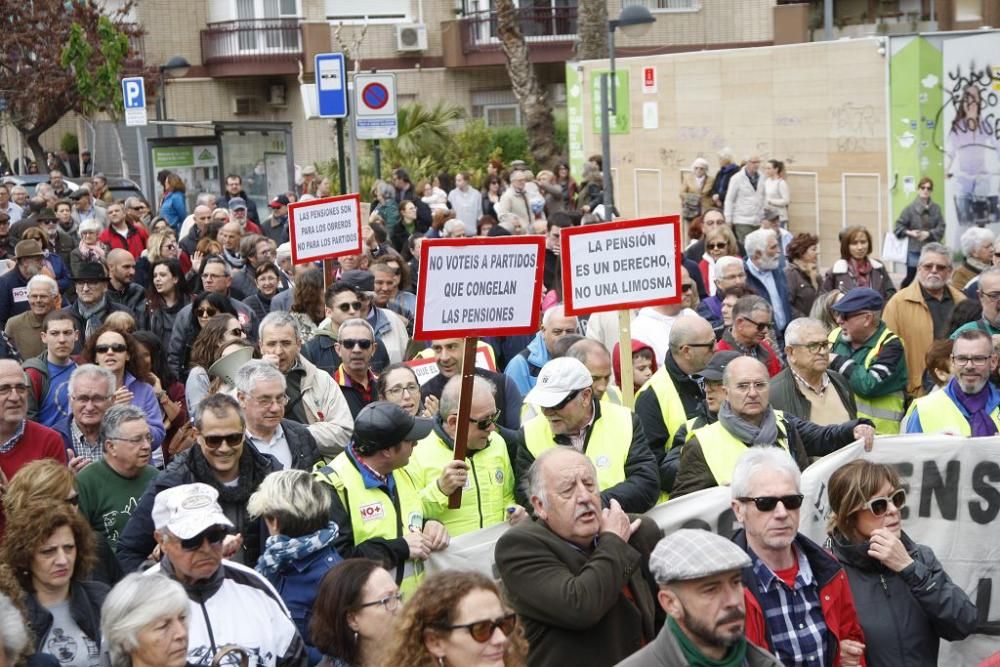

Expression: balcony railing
xmin=459 ymin=6 xmax=577 ymax=53
xmin=201 ymin=19 xmax=302 ymax=65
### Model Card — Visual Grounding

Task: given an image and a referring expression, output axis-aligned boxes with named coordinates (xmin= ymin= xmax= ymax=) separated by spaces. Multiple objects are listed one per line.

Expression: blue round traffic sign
xmin=362 ymin=83 xmax=390 ymax=110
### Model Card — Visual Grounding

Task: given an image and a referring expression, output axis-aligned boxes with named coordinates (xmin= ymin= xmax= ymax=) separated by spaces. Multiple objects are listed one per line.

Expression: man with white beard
xmin=742 ymin=229 xmax=789 ymax=347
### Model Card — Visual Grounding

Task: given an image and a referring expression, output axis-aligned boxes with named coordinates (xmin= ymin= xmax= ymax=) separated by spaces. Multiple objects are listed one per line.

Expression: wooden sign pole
xmin=618 ymin=309 xmax=635 ymax=409
xmin=448 ymin=336 xmax=479 ymax=509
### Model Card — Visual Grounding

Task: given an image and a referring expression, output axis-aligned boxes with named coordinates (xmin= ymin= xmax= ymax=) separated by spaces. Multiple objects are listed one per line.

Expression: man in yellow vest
xmin=827 ymin=288 xmax=907 ymax=434
xmin=904 ymin=328 xmax=1000 ymax=435
xmin=314 ymin=401 xmax=450 ymax=594
xmin=514 ymin=357 xmax=660 ymax=513
xmin=672 ymin=357 xmax=875 ymax=497
xmin=406 ymin=375 xmax=527 ymax=536
xmin=634 ymin=315 xmax=717 ymax=494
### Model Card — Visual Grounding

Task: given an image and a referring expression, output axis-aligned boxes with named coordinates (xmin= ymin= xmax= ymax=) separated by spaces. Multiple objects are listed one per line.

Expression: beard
xmin=677 ymin=600 xmax=745 ymax=649
xmin=756 ymin=255 xmax=780 ymax=271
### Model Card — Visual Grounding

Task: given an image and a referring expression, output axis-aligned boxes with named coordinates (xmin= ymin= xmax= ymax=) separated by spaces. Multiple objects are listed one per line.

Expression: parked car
xmin=0 ymin=175 xmax=79 ymax=197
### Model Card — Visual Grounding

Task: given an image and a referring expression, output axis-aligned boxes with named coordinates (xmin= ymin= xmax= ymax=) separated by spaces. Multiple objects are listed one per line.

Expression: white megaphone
xmin=208 ymin=345 xmax=254 ymax=387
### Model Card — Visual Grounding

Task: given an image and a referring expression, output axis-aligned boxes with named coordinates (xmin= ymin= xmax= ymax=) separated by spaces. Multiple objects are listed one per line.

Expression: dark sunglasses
xmin=229 ymin=326 xmax=246 ymax=338
xmin=196 ymin=308 xmax=219 ymax=317
xmin=707 ymin=242 xmax=729 ymax=250
xmin=336 ymin=301 xmax=363 ymax=312
xmin=96 ymin=343 xmax=127 ymax=354
xmin=442 ymin=613 xmax=517 ymax=643
xmin=863 ymin=489 xmax=906 ymax=517
xmin=201 ymin=432 xmax=243 ymax=448
xmin=550 ymin=388 xmax=582 ymax=411
xmin=737 ymin=495 xmax=804 ymax=512
xmin=65 ymin=494 xmax=79 ymax=506
xmin=340 ymin=338 xmax=373 ymax=350
xmin=740 ymin=317 xmax=770 ymax=332
xmin=470 ymin=410 xmax=502 ymax=430
xmin=179 ymin=527 xmax=228 ymax=551
xmin=681 ymin=283 xmax=694 ymax=293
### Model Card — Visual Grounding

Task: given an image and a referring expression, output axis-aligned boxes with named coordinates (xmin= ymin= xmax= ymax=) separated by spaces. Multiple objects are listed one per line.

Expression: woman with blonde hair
xmin=378 ymin=571 xmax=527 ymax=667
xmin=2 ymin=459 xmax=76 ymax=519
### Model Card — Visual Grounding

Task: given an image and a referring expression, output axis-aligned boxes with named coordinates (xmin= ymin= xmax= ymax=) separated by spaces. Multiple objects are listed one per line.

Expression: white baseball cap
xmin=151 ymin=483 xmax=234 ymax=539
xmin=524 ymin=357 xmax=593 ymax=408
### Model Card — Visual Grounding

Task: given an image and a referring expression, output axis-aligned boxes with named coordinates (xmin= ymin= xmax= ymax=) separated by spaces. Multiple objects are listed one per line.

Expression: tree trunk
xmin=576 ymin=0 xmax=608 ymax=60
xmin=495 ymin=0 xmax=560 ymax=169
xmin=26 ymin=135 xmax=47 ymax=171
xmin=110 ymin=121 xmax=131 ymax=179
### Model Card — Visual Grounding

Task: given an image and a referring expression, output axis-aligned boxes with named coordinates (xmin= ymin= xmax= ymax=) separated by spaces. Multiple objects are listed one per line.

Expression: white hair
xmin=691 ymin=158 xmax=709 ymax=171
xmin=79 ymin=219 xmax=103 ymax=235
xmin=718 ymin=147 xmax=734 ymax=161
xmin=101 ymin=573 xmax=189 ymax=667
xmin=542 ymin=304 xmax=576 ymax=327
xmin=69 ymin=364 xmax=116 ymax=397
xmin=524 ymin=448 xmax=597 ymax=509
xmin=235 ymin=359 xmax=286 ymax=395
xmin=731 ymin=447 xmax=801 ymax=499
xmin=246 ymin=469 xmax=333 ymax=536
xmin=443 ymin=219 xmax=465 ymax=237
xmin=919 ymin=242 xmax=952 ymax=266
xmin=744 ymin=229 xmax=775 ymax=259
xmin=259 ymin=311 xmax=302 ymax=342
xmin=783 ymin=317 xmax=827 ymax=347
xmin=960 ymin=227 xmax=995 ymax=257
xmin=27 ymin=273 xmax=59 ymax=296
xmin=714 ymin=255 xmax=744 ymax=276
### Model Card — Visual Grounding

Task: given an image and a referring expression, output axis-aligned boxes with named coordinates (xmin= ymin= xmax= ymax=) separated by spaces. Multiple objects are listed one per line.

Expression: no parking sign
xmin=354 ymin=72 xmax=398 ymax=139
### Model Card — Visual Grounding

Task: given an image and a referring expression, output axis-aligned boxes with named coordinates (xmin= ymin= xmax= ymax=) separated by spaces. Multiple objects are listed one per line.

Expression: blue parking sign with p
xmin=123 ymin=77 xmax=144 ymax=109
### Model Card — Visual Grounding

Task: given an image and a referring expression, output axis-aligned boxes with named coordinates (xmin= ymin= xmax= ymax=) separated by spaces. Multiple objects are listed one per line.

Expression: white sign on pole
xmin=414 ymin=238 xmax=544 ymax=340
xmin=560 ymin=216 xmax=682 ymax=316
xmin=287 ymin=193 xmax=362 ymax=264
xmin=354 ymin=72 xmax=399 ymax=139
xmin=121 ymin=77 xmax=147 ymax=127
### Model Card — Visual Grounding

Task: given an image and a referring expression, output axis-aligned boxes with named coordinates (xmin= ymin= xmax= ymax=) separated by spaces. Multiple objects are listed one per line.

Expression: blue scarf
xmin=950 ymin=379 xmax=998 ymax=437
xmin=256 ymin=521 xmax=340 ymax=578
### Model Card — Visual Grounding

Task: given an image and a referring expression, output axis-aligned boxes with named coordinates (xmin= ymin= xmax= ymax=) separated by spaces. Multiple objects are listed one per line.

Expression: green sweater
xmin=76 ymin=458 xmax=157 ymax=550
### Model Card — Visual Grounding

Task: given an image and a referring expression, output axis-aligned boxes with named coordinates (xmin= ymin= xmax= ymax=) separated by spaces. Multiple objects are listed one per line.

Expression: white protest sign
xmin=560 ymin=216 xmax=682 ymax=316
xmin=414 ymin=237 xmax=544 ymax=340
xmin=288 ymin=193 xmax=361 ymax=265
xmin=406 ymin=345 xmax=497 ymax=386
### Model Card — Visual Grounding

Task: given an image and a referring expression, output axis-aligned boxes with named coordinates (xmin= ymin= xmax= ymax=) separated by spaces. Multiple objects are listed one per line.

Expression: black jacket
xmin=60 ymin=299 xmax=130 ymax=354
xmin=138 ymin=298 xmax=188 ymax=345
xmin=167 ymin=298 xmax=259 ymax=381
xmin=252 ymin=418 xmax=322 ymax=471
xmin=218 ymin=190 xmax=260 ymax=224
xmin=420 ymin=367 xmax=523 ymax=430
xmin=303 ymin=327 xmax=391 ymax=375
xmin=106 ymin=281 xmax=147 ymax=317
xmin=829 ymin=531 xmax=977 ymax=667
xmin=769 ymin=367 xmax=858 ymax=422
xmin=116 ymin=444 xmax=280 ymax=573
xmin=26 ymin=580 xmax=109 ymax=652
xmin=634 ymin=353 xmax=705 ymax=458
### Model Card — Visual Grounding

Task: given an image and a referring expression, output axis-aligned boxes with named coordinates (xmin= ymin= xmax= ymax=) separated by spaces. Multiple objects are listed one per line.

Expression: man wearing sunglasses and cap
xmin=730 ymin=447 xmax=867 ymax=667
xmin=147 ymin=482 xmax=308 ymax=667
xmin=314 ymin=401 xmax=450 ymax=595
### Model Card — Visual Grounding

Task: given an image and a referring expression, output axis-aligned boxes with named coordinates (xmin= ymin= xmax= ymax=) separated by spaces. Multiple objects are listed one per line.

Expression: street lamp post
xmin=157 ymin=55 xmax=191 ymax=137
xmin=600 ymin=6 xmax=655 ymax=221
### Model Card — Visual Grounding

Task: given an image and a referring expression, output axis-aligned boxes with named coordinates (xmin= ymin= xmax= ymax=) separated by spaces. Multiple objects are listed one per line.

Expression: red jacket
xmin=735 ymin=530 xmax=867 ymax=667
xmin=99 ymin=223 xmax=149 ymax=260
xmin=715 ymin=335 xmax=782 ymax=377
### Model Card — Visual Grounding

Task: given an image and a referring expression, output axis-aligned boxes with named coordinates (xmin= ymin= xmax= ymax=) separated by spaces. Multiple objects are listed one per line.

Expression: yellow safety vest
xmin=907 ymin=388 xmax=1000 ymax=435
xmin=636 ymin=366 xmax=687 ymax=445
xmin=829 ymin=326 xmax=905 ymax=434
xmin=523 ymin=402 xmax=633 ymax=492
xmin=405 ymin=430 xmax=515 ymax=537
xmin=522 ymin=384 xmax=627 ymax=422
xmin=314 ymin=454 xmax=425 ymax=594
xmin=691 ymin=410 xmax=790 ymax=487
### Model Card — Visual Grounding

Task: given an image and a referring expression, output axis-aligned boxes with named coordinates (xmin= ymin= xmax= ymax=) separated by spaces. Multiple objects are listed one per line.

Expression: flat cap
xmin=696 ymin=350 xmax=741 ymax=382
xmin=831 ymin=287 xmax=884 ymax=315
xmin=649 ymin=529 xmax=751 ymax=584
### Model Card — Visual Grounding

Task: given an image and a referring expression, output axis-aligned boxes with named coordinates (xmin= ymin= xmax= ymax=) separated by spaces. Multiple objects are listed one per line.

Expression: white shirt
xmin=246 ymin=424 xmax=292 ymax=469
xmin=448 ymin=186 xmax=483 ymax=235
xmin=629 ymin=307 xmax=697 ymax=366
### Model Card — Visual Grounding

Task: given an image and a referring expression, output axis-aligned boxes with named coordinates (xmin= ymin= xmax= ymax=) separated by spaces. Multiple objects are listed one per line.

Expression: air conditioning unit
xmin=396 ymin=23 xmax=428 ymax=51
xmin=232 ymin=96 xmax=258 ymax=115
xmin=267 ymin=84 xmax=287 ymax=107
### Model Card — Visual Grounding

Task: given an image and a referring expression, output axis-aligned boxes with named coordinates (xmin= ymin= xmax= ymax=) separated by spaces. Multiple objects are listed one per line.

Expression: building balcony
xmin=443 ymin=6 xmax=577 ymax=68
xmin=200 ymin=19 xmax=303 ymax=77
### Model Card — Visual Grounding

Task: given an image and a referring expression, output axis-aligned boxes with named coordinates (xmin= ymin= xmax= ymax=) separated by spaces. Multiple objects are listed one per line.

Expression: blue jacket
xmin=123 ymin=372 xmax=166 ymax=452
xmin=504 ymin=331 xmax=550 ymax=396
xmin=159 ymin=191 xmax=187 ymax=234
xmin=743 ymin=258 xmax=790 ymax=332
xmin=904 ymin=379 xmax=1000 ymax=433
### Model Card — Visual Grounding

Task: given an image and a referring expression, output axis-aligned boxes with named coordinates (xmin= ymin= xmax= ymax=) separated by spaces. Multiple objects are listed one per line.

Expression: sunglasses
xmin=96 ymin=343 xmax=127 ymax=354
xmin=550 ymin=388 xmax=582 ymax=411
xmin=863 ymin=489 xmax=906 ymax=517
xmin=443 ymin=613 xmax=517 ymax=643
xmin=201 ymin=432 xmax=244 ymax=448
xmin=179 ymin=527 xmax=228 ymax=551
xmin=740 ymin=317 xmax=770 ymax=332
xmin=197 ymin=308 xmax=219 ymax=318
xmin=681 ymin=283 xmax=694 ymax=293
xmin=707 ymin=242 xmax=729 ymax=250
xmin=65 ymin=494 xmax=79 ymax=507
xmin=737 ymin=494 xmax=804 ymax=512
xmin=229 ymin=326 xmax=246 ymax=338
xmin=340 ymin=338 xmax=373 ymax=350
xmin=469 ymin=410 xmax=502 ymax=430
xmin=336 ymin=301 xmax=363 ymax=312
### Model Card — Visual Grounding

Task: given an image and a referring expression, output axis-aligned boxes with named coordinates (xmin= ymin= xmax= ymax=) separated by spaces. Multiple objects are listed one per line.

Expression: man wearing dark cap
xmin=828 ymin=287 xmax=907 ymax=434
xmin=60 ymin=262 xmax=129 ymax=350
xmin=616 ymin=529 xmax=782 ymax=667
xmin=69 ymin=187 xmax=108 ymax=228
xmin=220 ymin=174 xmax=261 ymax=225
xmin=263 ymin=194 xmax=290 ymax=245
xmin=338 ymin=269 xmax=408 ymax=364
xmin=0 ymin=239 xmax=47 ymax=327
xmin=226 ymin=196 xmax=263 ymax=235
xmin=313 ymin=401 xmax=450 ymax=595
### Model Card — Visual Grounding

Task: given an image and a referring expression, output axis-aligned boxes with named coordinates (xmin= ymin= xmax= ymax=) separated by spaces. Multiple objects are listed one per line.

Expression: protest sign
xmin=288 ymin=193 xmax=361 ymax=264
xmin=406 ymin=344 xmax=497 ymax=386
xmin=559 ymin=216 xmax=681 ymax=317
xmin=414 ymin=237 xmax=545 ymax=341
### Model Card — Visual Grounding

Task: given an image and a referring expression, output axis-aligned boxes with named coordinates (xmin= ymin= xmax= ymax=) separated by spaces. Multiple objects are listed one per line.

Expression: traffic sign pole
xmin=336 ymin=119 xmax=347 ymax=195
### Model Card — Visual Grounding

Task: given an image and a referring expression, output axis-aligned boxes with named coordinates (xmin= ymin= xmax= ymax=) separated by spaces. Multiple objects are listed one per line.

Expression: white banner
xmin=427 ymin=436 xmax=1000 ymax=665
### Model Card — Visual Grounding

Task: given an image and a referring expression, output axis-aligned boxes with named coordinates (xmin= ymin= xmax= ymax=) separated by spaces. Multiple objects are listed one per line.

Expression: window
xmin=954 ymin=0 xmax=983 ymax=20
xmin=484 ymin=105 xmax=521 ymax=127
xmin=326 ymin=0 xmax=410 ymax=21
xmin=622 ymin=0 xmax=700 ymax=12
xmin=232 ymin=0 xmax=300 ymax=52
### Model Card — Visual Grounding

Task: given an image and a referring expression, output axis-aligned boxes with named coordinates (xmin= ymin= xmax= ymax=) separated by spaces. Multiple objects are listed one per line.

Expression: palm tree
xmin=381 ymin=102 xmax=465 ymax=178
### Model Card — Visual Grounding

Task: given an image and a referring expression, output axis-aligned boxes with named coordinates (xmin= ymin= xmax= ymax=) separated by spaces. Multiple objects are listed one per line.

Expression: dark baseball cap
xmin=269 ymin=194 xmax=290 ymax=208
xmin=697 ymin=350 xmax=741 ymax=382
xmin=228 ymin=197 xmax=248 ymax=211
xmin=340 ymin=269 xmax=374 ymax=293
xmin=831 ymin=287 xmax=884 ymax=315
xmin=354 ymin=402 xmax=433 ymax=453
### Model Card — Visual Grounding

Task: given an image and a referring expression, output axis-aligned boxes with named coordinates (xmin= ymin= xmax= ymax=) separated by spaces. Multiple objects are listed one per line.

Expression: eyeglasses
xmin=356 ymin=592 xmax=404 ymax=613
xmin=862 ymin=489 xmax=906 ymax=516
xmin=336 ymin=301 xmax=363 ymax=312
xmin=386 ymin=383 xmax=420 ymax=398
xmin=919 ymin=185 xmax=933 ymax=191
xmin=95 ymin=343 xmax=127 ymax=354
xmin=737 ymin=495 xmax=804 ymax=512
xmin=685 ymin=341 xmax=716 ymax=350
xmin=110 ymin=433 xmax=155 ymax=445
xmin=951 ymin=354 xmax=992 ymax=366
xmin=550 ymin=388 xmax=582 ymax=411
xmin=919 ymin=263 xmax=949 ymax=273
xmin=0 ymin=383 xmax=29 ymax=396
xmin=201 ymin=432 xmax=244 ymax=448
xmin=740 ymin=317 xmax=770 ymax=332
xmin=797 ymin=340 xmax=831 ymax=354
xmin=41 ymin=220 xmax=57 ymax=226
xmin=441 ymin=613 xmax=517 ymax=643
xmin=65 ymin=494 xmax=79 ymax=507
xmin=196 ymin=308 xmax=219 ymax=318
xmin=707 ymin=242 xmax=729 ymax=250
xmin=980 ymin=291 xmax=1000 ymax=303
xmin=733 ymin=381 xmax=769 ymax=393
xmin=469 ymin=410 xmax=502 ymax=430
xmin=340 ymin=338 xmax=373 ymax=350
xmin=72 ymin=393 xmax=111 ymax=404
xmin=229 ymin=327 xmax=246 ymax=338
xmin=248 ymin=394 xmax=288 ymax=408
xmin=179 ymin=527 xmax=228 ymax=551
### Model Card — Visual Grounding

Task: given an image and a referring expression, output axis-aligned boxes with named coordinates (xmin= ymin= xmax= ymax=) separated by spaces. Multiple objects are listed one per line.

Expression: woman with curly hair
xmin=785 ymin=232 xmax=821 ymax=318
xmin=0 ymin=503 xmax=108 ymax=664
xmin=290 ymin=267 xmax=325 ymax=342
xmin=378 ymin=571 xmax=527 ymax=667
xmin=184 ymin=313 xmax=248 ymax=413
xmin=80 ymin=326 xmax=165 ymax=462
